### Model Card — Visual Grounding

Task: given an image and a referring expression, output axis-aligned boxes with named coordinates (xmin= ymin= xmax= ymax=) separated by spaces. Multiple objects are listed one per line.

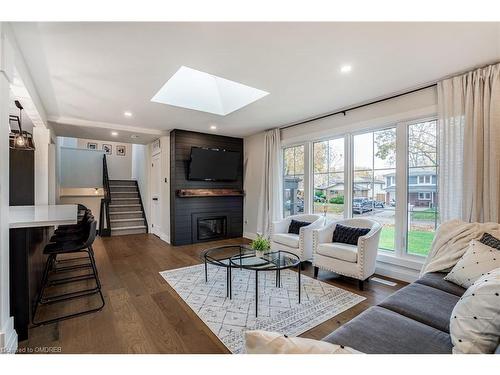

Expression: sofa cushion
xmin=323 ymin=306 xmax=452 ymax=354
xmin=271 ymin=233 xmax=299 ymax=248
xmin=316 ymin=242 xmax=358 ymax=263
xmin=379 ymin=283 xmax=460 ymax=333
xmin=288 ymin=219 xmax=310 ymax=235
xmin=416 ymin=272 xmax=466 ymax=296
xmin=444 ymin=240 xmax=500 ymax=288
xmin=322 ymin=306 xmax=452 ymax=354
xmin=332 ymin=224 xmax=370 ymax=245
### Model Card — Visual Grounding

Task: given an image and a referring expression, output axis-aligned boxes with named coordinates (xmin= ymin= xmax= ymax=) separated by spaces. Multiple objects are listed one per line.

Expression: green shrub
xmin=329 ymin=195 xmax=344 ymax=204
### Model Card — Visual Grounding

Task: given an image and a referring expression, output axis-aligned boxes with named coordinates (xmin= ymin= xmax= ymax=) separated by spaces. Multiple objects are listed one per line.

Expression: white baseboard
xmin=375 ymin=261 xmax=420 ymax=283
xmin=243 ymin=231 xmax=258 ymax=240
xmin=159 ymin=231 xmax=171 ymax=244
xmin=0 ymin=317 xmax=18 ymax=354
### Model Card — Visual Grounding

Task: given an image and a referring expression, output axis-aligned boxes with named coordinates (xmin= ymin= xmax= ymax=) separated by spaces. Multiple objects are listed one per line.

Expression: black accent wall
xmin=170 ymin=129 xmax=244 ymax=245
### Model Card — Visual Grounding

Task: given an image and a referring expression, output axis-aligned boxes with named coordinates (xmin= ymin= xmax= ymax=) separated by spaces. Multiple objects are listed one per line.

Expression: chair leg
xmin=313 ymin=266 xmax=319 ymax=279
xmin=32 ymin=249 xmax=105 ymax=326
xmin=300 ymin=262 xmax=306 ymax=271
xmin=358 ymin=279 xmax=365 ymax=291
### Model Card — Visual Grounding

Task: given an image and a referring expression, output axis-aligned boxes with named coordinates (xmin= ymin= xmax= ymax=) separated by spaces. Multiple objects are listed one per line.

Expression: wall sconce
xmin=9 ymin=100 xmax=35 ymax=150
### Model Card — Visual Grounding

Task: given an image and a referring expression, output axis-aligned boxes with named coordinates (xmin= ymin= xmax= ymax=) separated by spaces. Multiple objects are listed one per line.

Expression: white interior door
xmin=150 ymin=153 xmax=161 ymax=236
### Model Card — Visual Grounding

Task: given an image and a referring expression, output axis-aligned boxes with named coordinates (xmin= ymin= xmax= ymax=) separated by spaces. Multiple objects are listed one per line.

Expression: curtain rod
xmin=279 ymin=83 xmax=437 ymax=131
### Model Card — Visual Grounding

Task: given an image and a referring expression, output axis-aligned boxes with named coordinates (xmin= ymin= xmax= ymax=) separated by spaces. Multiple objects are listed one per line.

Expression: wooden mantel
xmin=177 ymin=188 xmax=245 ymax=198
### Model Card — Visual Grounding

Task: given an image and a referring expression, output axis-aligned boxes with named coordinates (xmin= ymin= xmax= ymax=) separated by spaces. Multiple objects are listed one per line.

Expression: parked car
xmin=352 ymin=198 xmax=373 ymax=214
xmin=314 ymin=195 xmax=326 ymax=203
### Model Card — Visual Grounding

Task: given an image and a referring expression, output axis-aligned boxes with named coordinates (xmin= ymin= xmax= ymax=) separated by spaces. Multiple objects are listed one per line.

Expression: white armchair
xmin=312 ymin=218 xmax=382 ymax=290
xmin=270 ymin=214 xmax=324 ymax=263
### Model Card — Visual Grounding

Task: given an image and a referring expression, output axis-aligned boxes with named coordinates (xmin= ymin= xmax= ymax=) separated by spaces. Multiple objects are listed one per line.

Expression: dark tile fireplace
xmin=170 ymin=129 xmax=243 ymax=245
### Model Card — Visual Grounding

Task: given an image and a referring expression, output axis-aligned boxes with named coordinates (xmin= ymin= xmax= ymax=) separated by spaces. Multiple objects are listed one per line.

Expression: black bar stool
xmin=32 ymin=218 xmax=105 ymax=326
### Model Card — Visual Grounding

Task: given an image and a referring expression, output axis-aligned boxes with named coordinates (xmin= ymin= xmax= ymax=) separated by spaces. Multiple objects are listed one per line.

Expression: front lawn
xmin=411 ymin=208 xmax=439 ymax=221
xmin=379 ymin=226 xmax=434 ymax=256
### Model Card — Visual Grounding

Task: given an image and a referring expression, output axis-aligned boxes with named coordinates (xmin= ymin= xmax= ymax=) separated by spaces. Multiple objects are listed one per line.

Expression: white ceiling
xmin=11 ymin=22 xmax=500 ymax=140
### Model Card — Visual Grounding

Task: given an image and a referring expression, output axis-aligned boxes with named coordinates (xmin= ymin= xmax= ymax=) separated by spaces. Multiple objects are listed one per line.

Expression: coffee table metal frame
xmin=202 ymin=245 xmax=301 ymax=317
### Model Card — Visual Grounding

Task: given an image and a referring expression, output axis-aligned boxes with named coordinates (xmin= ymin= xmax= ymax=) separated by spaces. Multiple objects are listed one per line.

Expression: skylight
xmin=151 ymin=66 xmax=269 ymax=116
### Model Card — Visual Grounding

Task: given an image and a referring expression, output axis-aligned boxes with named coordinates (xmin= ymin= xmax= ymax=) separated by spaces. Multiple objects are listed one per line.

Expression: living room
xmin=1 ymin=1 xmax=499 ymax=373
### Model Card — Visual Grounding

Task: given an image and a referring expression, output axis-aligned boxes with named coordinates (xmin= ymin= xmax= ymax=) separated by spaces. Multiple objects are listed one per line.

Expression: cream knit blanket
xmin=420 ymin=219 xmax=500 ymax=276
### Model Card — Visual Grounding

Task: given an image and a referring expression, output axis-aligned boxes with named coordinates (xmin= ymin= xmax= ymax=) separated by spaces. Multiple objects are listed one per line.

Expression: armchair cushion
xmin=271 ymin=233 xmax=299 ymax=248
xmin=332 ymin=224 xmax=370 ymax=246
xmin=316 ymin=242 xmax=358 ymax=263
xmin=288 ymin=219 xmax=311 ymax=235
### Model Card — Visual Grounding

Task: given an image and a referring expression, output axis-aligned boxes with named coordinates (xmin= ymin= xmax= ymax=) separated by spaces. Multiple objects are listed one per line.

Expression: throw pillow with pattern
xmin=288 ymin=219 xmax=310 ymax=235
xmin=444 ymin=240 xmax=500 ymax=288
xmin=332 ymin=224 xmax=370 ymax=246
xmin=480 ymin=232 xmax=500 ymax=250
xmin=450 ymin=267 xmax=500 ymax=354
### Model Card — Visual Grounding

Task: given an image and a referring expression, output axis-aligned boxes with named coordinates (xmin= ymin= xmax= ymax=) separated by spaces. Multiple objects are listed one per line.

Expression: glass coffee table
xmin=202 ymin=244 xmax=301 ymax=316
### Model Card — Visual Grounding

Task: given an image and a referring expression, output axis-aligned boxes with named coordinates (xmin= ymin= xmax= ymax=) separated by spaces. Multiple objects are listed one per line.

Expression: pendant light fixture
xmin=9 ymin=100 xmax=35 ymax=150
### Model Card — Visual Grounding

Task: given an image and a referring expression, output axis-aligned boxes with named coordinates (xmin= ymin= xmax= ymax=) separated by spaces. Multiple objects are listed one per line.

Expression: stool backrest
xmin=81 ymin=219 xmax=97 ymax=248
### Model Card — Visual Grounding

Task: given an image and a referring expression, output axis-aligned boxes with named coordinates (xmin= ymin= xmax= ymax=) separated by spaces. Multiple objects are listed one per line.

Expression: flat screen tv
xmin=188 ymin=147 xmax=240 ymax=181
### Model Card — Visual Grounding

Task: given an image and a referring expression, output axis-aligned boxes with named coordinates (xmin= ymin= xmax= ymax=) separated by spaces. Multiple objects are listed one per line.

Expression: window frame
xmin=280 ymin=114 xmax=438 ymax=265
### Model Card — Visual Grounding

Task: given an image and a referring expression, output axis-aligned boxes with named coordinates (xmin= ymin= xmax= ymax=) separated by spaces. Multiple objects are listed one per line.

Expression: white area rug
xmin=160 ymin=263 xmax=365 ymax=353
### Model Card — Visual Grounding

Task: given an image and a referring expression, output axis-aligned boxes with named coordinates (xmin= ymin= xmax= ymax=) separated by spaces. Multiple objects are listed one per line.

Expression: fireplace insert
xmin=197 ymin=216 xmax=227 ymax=241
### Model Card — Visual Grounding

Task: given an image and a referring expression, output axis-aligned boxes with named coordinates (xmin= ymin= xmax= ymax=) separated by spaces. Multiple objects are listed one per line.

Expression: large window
xmin=283 ymin=145 xmax=304 ymax=217
xmin=353 ymin=128 xmax=397 ymax=251
xmin=407 ymin=120 xmax=438 ymax=256
xmin=281 ymin=116 xmax=439 ymax=260
xmin=312 ymin=138 xmax=344 ymax=220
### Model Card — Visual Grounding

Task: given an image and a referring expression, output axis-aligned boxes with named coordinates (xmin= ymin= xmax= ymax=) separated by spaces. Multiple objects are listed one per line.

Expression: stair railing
xmin=99 ymin=154 xmax=112 ymax=236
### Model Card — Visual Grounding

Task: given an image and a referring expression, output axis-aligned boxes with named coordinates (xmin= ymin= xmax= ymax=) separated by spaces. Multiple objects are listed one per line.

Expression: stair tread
xmin=109 ymin=204 xmax=141 ymax=208
xmin=110 ymin=211 xmax=143 ymax=214
xmin=111 ymin=218 xmax=144 ymax=222
xmin=111 ymin=225 xmax=147 ymax=230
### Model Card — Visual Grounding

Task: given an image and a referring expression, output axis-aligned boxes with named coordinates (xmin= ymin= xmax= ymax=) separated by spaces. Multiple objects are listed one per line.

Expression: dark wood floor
xmin=19 ymin=234 xmax=406 ymax=354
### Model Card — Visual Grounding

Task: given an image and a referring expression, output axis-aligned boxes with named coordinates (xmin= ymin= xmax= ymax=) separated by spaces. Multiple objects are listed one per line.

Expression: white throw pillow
xmin=450 ymin=267 xmax=500 ymax=354
xmin=245 ymin=330 xmax=362 ymax=354
xmin=444 ymin=240 xmax=500 ymax=288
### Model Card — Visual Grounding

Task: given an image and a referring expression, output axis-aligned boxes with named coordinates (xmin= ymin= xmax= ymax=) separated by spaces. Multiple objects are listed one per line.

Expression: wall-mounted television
xmin=188 ymin=147 xmax=240 ymax=181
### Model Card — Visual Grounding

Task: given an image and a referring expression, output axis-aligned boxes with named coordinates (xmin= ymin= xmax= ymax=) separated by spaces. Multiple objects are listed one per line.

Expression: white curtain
xmin=257 ymin=128 xmax=283 ymax=236
xmin=438 ymin=63 xmax=500 ymax=223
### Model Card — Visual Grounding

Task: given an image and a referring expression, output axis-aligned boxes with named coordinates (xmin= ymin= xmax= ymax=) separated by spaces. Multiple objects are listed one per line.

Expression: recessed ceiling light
xmin=124 ymin=111 xmax=133 ymax=117
xmin=111 ymin=131 xmax=118 ymax=136
xmin=340 ymin=65 xmax=352 ymax=74
xmin=210 ymin=125 xmax=217 ymax=130
xmin=151 ymin=66 xmax=269 ymax=116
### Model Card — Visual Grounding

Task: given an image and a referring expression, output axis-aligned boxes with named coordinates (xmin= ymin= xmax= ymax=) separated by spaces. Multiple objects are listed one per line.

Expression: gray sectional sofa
xmin=322 ymin=272 xmax=499 ymax=354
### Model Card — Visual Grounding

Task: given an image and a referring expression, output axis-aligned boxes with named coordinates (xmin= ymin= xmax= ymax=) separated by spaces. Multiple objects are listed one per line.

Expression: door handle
xmin=152 ymin=197 xmax=158 ymax=201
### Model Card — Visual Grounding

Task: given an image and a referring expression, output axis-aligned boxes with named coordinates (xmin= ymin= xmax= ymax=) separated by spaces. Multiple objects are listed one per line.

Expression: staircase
xmin=108 ymin=180 xmax=148 ymax=236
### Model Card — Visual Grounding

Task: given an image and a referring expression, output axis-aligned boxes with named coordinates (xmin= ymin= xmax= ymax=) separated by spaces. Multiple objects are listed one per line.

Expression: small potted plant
xmin=250 ymin=234 xmax=271 ymax=258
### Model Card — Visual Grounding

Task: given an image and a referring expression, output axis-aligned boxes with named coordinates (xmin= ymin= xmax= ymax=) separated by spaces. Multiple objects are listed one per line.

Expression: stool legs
xmin=32 ymin=247 xmax=105 ymax=326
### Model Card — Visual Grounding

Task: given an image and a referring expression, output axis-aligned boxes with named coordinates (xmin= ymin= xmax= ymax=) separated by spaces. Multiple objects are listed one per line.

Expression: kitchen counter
xmin=9 ymin=204 xmax=77 ymax=228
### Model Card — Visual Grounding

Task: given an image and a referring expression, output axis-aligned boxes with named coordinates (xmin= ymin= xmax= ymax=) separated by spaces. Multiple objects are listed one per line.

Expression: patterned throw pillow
xmin=288 ymin=219 xmax=310 ymax=235
xmin=480 ymin=232 xmax=500 ymax=250
xmin=450 ymin=267 xmax=500 ymax=354
xmin=444 ymin=240 xmax=500 ymax=288
xmin=332 ymin=224 xmax=370 ymax=246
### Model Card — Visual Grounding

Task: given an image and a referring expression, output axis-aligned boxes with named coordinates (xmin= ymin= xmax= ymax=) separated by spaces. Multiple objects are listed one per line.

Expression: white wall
xmin=59 ymin=147 xmax=104 ymax=188
xmin=159 ymin=135 xmax=170 ymax=243
xmin=76 ymin=138 xmax=132 ymax=180
xmin=33 ymin=126 xmax=51 ymax=205
xmin=0 ymin=22 xmax=17 ymax=353
xmin=132 ymin=143 xmax=150 ymax=223
xmin=281 ymin=87 xmax=437 ymax=144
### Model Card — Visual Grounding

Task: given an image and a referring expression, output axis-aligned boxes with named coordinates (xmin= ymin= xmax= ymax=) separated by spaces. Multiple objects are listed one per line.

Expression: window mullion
xmin=345 ymin=134 xmax=352 ymax=219
xmin=395 ymin=122 xmax=408 ymax=257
